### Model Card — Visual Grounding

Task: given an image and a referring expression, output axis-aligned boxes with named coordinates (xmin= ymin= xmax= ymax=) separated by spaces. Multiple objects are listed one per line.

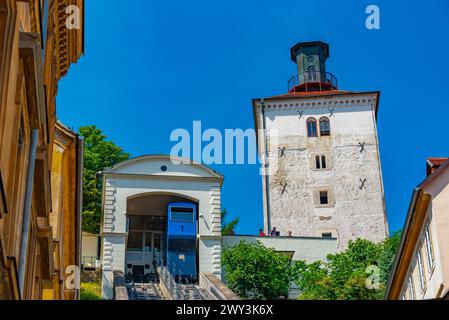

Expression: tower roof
xmin=290 ymin=41 xmax=329 ymax=62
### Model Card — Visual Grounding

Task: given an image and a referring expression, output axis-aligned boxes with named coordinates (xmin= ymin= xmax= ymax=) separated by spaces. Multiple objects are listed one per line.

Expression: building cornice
xmin=253 ymin=92 xmax=378 ymax=113
xmin=51 ymin=0 xmax=84 ymax=80
xmin=104 ymin=172 xmax=223 ymax=186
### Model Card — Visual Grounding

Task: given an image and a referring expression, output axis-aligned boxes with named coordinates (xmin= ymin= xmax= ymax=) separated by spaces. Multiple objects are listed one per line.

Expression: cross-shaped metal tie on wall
xmin=297 ymin=110 xmax=304 ymax=119
xmin=328 ymin=108 xmax=335 ymax=117
xmin=278 ymin=146 xmax=286 ymax=157
xmin=359 ymin=178 xmax=367 ymax=190
xmin=280 ymin=182 xmax=288 ymax=194
xmin=359 ymin=142 xmax=366 ymax=153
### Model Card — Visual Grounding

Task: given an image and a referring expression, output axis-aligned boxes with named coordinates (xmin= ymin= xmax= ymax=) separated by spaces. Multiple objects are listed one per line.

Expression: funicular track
xmin=127 ymin=281 xmax=162 ymax=300
xmin=124 ymin=268 xmax=208 ymax=300
xmin=158 ymin=266 xmax=210 ymax=300
xmin=126 ymin=272 xmax=164 ymax=300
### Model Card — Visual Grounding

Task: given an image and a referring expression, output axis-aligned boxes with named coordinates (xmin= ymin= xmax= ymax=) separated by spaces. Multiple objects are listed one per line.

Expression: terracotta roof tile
xmin=422 ymin=158 xmax=449 ymax=186
xmin=427 ymin=157 xmax=448 ymax=167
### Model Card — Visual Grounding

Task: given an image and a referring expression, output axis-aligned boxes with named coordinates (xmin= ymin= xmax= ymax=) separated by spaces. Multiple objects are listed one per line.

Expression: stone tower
xmin=253 ymin=41 xmax=388 ymax=249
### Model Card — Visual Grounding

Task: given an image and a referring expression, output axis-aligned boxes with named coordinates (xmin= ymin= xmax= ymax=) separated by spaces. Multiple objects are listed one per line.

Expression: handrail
xmin=288 ymin=71 xmax=338 ymax=92
xmin=157 ymin=265 xmax=204 ymax=300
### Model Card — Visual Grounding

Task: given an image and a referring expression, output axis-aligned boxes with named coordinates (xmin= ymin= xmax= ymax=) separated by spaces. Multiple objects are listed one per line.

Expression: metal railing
xmin=81 ymin=256 xmax=100 ymax=270
xmin=288 ymin=71 xmax=338 ymax=92
xmin=158 ymin=265 xmax=204 ymax=300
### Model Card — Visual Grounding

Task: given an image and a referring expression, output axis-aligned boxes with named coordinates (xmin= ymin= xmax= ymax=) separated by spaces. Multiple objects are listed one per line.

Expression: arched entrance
xmin=100 ymin=155 xmax=224 ymax=299
xmin=124 ymin=193 xmax=198 ymax=282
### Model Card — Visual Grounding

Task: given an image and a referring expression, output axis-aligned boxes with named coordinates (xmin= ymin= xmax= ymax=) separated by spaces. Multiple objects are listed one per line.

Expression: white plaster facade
xmin=253 ymin=92 xmax=389 ymax=249
xmin=100 ymin=155 xmax=223 ymax=299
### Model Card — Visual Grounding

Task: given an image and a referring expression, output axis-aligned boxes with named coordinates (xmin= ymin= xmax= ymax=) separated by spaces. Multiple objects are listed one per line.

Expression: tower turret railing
xmin=288 ymin=71 xmax=338 ymax=93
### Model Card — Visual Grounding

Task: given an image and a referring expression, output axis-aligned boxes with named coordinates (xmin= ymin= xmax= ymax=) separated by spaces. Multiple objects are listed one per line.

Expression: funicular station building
xmin=100 ymin=155 xmax=225 ymax=300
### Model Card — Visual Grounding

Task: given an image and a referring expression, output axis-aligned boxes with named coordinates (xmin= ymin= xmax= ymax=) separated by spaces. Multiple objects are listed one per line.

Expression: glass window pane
xmin=307 ymin=120 xmax=317 ymax=137
xmin=144 ymin=232 xmax=153 ymax=252
xmin=319 ymin=191 xmax=328 ymax=204
xmin=129 ymin=216 xmax=144 ymax=230
xmin=127 ymin=231 xmax=143 ymax=251
xmin=154 ymin=233 xmax=161 ymax=252
xmin=425 ymin=224 xmax=434 ymax=270
xmin=168 ymin=238 xmax=196 ymax=252
xmin=408 ymin=276 xmax=415 ymax=300
xmin=320 ymin=118 xmax=330 ymax=136
xmin=417 ymin=251 xmax=425 ymax=292
xmin=171 ymin=212 xmax=194 ymax=221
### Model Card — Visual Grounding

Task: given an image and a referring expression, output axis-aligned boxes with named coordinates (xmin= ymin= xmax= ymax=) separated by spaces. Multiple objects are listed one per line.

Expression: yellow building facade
xmin=386 ymin=158 xmax=449 ymax=300
xmin=0 ymin=0 xmax=84 ymax=300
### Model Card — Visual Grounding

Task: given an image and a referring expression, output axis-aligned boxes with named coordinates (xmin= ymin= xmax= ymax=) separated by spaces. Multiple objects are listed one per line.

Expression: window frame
xmin=424 ymin=222 xmax=435 ymax=273
xmin=315 ymin=155 xmax=321 ymax=169
xmin=321 ymin=232 xmax=332 ymax=239
xmin=319 ymin=117 xmax=331 ymax=136
xmin=417 ymin=246 xmax=426 ymax=294
xmin=319 ymin=191 xmax=329 ymax=205
xmin=321 ymin=155 xmax=327 ymax=169
xmin=127 ymin=231 xmax=144 ymax=251
xmin=307 ymin=117 xmax=318 ymax=137
xmin=408 ymin=275 xmax=415 ymax=300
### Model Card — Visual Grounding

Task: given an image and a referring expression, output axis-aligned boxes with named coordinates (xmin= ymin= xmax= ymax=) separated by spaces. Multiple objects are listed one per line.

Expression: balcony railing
xmin=288 ymin=71 xmax=338 ymax=93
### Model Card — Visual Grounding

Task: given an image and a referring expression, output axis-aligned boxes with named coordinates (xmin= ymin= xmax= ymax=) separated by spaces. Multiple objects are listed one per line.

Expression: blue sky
xmin=57 ymin=0 xmax=449 ymax=235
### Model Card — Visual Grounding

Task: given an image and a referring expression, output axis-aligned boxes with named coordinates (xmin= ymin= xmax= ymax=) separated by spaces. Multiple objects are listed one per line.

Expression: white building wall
xmin=256 ymin=93 xmax=388 ymax=249
xmin=101 ymin=234 xmax=126 ymax=299
xmin=222 ymin=235 xmax=337 ymax=263
xmin=199 ymin=238 xmax=222 ymax=276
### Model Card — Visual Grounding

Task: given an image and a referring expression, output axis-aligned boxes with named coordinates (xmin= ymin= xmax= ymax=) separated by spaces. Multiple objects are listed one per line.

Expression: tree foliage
xmin=79 ymin=125 xmax=129 ymax=234
xmin=292 ymin=232 xmax=402 ymax=300
xmin=378 ymin=230 xmax=402 ymax=284
xmin=222 ymin=232 xmax=401 ymax=300
xmin=222 ymin=241 xmax=291 ymax=299
xmin=221 ymin=208 xmax=239 ymax=236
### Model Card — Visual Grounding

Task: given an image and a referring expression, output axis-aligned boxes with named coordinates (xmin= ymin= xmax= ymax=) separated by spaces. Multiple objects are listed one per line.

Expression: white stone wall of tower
xmin=257 ymin=93 xmax=389 ymax=249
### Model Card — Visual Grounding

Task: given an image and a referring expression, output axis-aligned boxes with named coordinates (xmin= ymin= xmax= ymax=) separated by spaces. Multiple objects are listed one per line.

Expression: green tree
xmin=378 ymin=230 xmax=402 ymax=284
xmin=221 ymin=208 xmax=239 ymax=236
xmin=291 ymin=233 xmax=402 ymax=300
xmin=222 ymin=241 xmax=291 ymax=299
xmin=79 ymin=125 xmax=129 ymax=234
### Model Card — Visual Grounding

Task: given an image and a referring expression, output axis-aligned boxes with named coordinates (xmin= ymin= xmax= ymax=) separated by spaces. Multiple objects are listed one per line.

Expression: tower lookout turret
xmin=288 ymin=41 xmax=337 ymax=93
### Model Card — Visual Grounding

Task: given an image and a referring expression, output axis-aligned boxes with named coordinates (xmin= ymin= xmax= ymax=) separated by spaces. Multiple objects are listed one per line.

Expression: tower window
xmin=307 ymin=65 xmax=317 ymax=81
xmin=307 ymin=118 xmax=318 ymax=137
xmin=319 ymin=191 xmax=328 ymax=205
xmin=321 ymin=233 xmax=332 ymax=239
xmin=314 ymin=155 xmax=328 ymax=169
xmin=319 ymin=117 xmax=330 ymax=136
